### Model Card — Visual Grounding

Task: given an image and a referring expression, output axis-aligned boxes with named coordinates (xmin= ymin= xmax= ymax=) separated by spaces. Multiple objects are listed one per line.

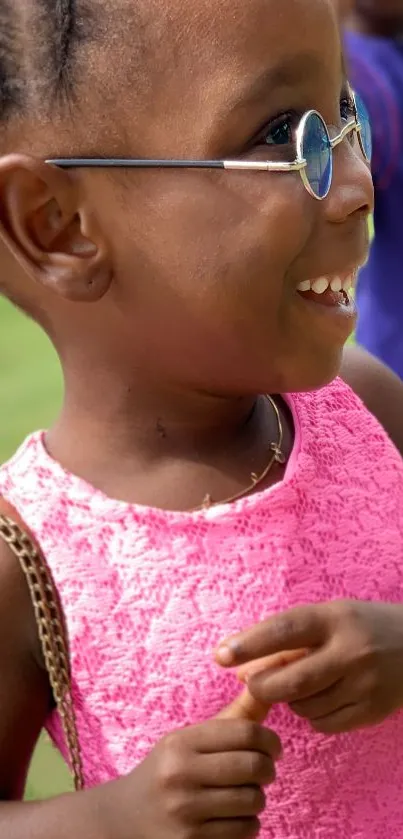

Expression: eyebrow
xmin=229 ymin=52 xmax=335 ymax=112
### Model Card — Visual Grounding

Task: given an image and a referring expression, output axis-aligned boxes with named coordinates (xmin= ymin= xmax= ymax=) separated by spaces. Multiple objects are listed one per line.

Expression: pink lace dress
xmin=1 ymin=377 xmax=403 ymax=838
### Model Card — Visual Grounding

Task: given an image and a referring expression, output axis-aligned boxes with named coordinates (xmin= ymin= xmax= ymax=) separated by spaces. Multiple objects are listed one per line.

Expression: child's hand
xmin=215 ymin=600 xmax=403 ymax=734
xmin=216 ymin=683 xmax=271 ymax=723
xmin=109 ymin=701 xmax=282 ymax=839
xmin=237 ymin=649 xmax=308 ymax=685
xmin=219 ymin=649 xmax=308 ymax=724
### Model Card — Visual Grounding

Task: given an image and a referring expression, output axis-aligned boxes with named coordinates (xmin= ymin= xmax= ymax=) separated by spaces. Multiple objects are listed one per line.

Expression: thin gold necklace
xmin=195 ymin=394 xmax=286 ymax=512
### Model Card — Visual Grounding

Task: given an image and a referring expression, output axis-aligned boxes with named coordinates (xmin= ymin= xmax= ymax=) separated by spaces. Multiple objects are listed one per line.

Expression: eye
xmin=246 ymin=111 xmax=300 ymax=162
xmin=260 ymin=112 xmax=297 ymax=147
xmin=340 ymin=94 xmax=355 ymax=124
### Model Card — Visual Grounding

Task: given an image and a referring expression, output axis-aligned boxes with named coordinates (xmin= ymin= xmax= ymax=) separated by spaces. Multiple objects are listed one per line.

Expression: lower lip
xmin=296 ymin=287 xmax=357 ymax=339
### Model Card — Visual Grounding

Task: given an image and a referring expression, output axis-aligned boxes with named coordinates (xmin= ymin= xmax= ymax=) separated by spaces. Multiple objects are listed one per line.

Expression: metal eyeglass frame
xmin=46 ymin=91 xmax=369 ymax=201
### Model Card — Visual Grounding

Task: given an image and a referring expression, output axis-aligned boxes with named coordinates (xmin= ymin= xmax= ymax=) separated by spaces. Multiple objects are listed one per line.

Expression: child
xmin=343 ymin=1 xmax=403 ymax=377
xmin=0 ymin=0 xmax=403 ymax=837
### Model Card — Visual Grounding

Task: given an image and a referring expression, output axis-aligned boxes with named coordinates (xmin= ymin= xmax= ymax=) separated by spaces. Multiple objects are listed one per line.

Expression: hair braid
xmin=0 ymin=0 xmax=24 ymax=119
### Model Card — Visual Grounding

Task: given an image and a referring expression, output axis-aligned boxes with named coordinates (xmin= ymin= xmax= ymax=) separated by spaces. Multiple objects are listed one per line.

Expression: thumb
xmin=216 ymin=687 xmax=271 ymax=723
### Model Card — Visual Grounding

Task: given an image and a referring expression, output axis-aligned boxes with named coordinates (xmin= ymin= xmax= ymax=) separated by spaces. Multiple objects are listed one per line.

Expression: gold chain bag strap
xmin=0 ymin=500 xmax=85 ymax=791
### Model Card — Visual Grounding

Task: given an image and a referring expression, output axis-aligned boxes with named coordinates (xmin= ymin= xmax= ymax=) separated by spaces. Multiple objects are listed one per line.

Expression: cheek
xmin=124 ymin=176 xmax=313 ymax=314
xmin=108 ymin=177 xmax=322 ymax=393
xmin=93 ymin=174 xmax=346 ymax=395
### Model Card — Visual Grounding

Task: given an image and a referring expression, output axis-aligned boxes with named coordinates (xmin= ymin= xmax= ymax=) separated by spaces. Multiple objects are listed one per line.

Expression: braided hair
xmin=0 ymin=0 xmax=95 ymax=125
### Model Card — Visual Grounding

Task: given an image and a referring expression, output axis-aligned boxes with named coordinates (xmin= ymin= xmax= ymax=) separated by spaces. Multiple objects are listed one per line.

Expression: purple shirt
xmin=345 ymin=31 xmax=403 ymax=377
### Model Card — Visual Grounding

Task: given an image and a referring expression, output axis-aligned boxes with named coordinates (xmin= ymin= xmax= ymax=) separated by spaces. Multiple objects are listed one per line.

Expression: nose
xmin=324 ymin=140 xmax=375 ymax=224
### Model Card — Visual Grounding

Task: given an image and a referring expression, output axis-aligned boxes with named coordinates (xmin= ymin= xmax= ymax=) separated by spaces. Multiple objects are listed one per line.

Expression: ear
xmin=0 ymin=154 xmax=112 ymax=302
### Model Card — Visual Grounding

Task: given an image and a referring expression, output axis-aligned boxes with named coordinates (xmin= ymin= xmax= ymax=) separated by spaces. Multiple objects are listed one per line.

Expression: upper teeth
xmin=297 ymin=273 xmax=356 ymax=294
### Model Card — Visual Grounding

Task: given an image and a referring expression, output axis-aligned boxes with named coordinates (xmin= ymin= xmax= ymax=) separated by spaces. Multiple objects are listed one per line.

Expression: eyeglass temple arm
xmin=46 ymin=159 xmax=226 ymax=169
xmin=46 ymin=158 xmax=307 ymax=172
xmin=222 ymin=160 xmax=306 ymax=172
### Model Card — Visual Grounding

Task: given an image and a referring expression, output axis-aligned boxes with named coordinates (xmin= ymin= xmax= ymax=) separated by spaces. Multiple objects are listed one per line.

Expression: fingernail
xmin=215 ymin=645 xmax=236 ymax=666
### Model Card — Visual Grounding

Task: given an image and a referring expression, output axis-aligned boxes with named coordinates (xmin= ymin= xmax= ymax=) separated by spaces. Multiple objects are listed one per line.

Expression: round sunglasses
xmin=47 ymin=91 xmax=372 ymax=201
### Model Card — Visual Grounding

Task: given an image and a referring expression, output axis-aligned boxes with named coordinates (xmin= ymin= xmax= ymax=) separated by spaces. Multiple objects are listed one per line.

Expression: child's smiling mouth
xmin=292 ymin=267 xmax=360 ymax=344
xmin=296 ymin=269 xmax=357 ymax=308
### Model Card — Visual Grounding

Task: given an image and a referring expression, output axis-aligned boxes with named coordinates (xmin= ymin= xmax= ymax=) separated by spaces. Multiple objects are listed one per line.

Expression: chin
xmin=279 ymin=346 xmax=345 ymax=394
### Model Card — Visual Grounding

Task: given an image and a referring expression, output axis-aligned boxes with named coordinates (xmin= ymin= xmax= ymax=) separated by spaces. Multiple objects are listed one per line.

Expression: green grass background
xmin=0 ymin=297 xmax=72 ymax=799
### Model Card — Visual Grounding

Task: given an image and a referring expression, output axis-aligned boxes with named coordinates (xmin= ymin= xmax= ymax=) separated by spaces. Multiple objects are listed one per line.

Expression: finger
xmin=215 ymin=605 xmax=330 ymax=667
xmin=196 ymin=750 xmax=276 ymax=787
xmin=237 ymin=649 xmax=308 ymax=683
xmin=194 ymin=786 xmax=266 ymax=820
xmin=216 ymin=687 xmax=270 ymax=723
xmin=290 ymin=679 xmax=351 ymax=721
xmin=196 ymin=817 xmax=260 ymax=839
xmin=310 ymin=703 xmax=365 ymax=735
xmin=190 ymin=719 xmax=282 ymax=760
xmin=246 ymin=649 xmax=340 ymax=705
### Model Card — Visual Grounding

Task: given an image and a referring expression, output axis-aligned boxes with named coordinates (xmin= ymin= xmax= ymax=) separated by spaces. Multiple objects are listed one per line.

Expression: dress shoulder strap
xmin=0 ymin=498 xmax=84 ymax=791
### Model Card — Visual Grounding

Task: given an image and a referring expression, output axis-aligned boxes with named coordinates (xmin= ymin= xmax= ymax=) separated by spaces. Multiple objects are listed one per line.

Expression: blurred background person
xmin=341 ymin=1 xmax=403 ymax=378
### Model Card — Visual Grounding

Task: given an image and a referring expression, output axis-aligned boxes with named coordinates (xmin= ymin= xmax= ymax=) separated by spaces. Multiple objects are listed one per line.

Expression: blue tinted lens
xmin=354 ymin=92 xmax=372 ymax=162
xmin=302 ymin=112 xmax=332 ymax=199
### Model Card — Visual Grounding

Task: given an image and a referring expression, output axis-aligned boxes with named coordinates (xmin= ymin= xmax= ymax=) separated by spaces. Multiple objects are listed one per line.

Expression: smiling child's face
xmin=99 ymin=0 xmax=373 ymax=394
xmin=1 ymin=0 xmax=374 ymax=396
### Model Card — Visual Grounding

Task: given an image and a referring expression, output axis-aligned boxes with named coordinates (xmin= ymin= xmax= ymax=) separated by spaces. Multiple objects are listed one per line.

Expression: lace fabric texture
xmin=1 ymin=377 xmax=403 ymax=837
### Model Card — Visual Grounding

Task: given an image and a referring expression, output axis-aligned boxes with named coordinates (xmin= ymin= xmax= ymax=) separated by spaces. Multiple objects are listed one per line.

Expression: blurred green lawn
xmin=0 ymin=296 xmax=72 ymax=799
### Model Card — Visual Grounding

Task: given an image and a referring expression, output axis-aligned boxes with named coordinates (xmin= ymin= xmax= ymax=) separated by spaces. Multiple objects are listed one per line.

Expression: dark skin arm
xmin=216 ymin=346 xmax=403 ymax=735
xmin=0 ymin=539 xmax=50 ymax=802
xmin=340 ymin=344 xmax=403 ymax=457
xmin=0 ymin=536 xmax=113 ymax=836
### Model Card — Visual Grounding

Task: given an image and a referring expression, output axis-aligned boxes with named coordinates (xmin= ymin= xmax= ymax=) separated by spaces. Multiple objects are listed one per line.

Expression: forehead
xmin=162 ymin=0 xmax=338 ymax=88
xmin=178 ymin=0 xmax=336 ymax=63
xmin=126 ymin=0 xmax=341 ymax=147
